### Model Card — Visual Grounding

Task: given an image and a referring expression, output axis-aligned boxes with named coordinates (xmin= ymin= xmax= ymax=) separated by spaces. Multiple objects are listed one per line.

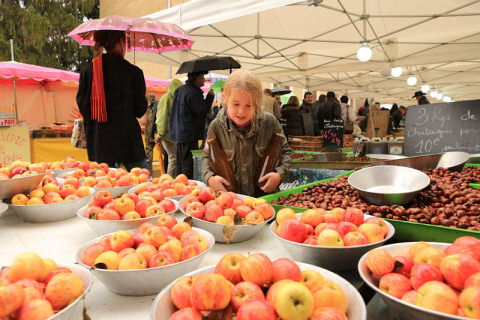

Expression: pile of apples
xmin=180 ymin=187 xmax=275 ymax=225
xmin=82 ymin=189 xmax=176 ymax=220
xmin=81 ymin=219 xmax=209 ymax=270
xmin=169 ymin=253 xmax=349 ymax=320
xmin=62 ymin=164 xmax=150 ymax=189
xmin=10 ymin=176 xmax=91 ymax=205
xmin=0 ymin=161 xmax=40 ymax=180
xmin=132 ymin=173 xmax=200 ymax=198
xmin=0 ymin=252 xmax=85 ymax=319
xmin=365 ymin=236 xmax=480 ymax=318
xmin=275 ymin=206 xmax=388 ymax=246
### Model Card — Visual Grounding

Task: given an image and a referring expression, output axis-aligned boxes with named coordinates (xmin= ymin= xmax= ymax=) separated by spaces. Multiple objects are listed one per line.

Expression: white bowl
xmin=128 ymin=180 xmax=207 ymax=201
xmin=9 ymin=188 xmax=95 ymax=223
xmin=50 ymin=263 xmax=93 ymax=320
xmin=150 ymin=262 xmax=367 ymax=320
xmin=76 ymin=227 xmax=215 ymax=296
xmin=358 ymin=242 xmax=465 ymax=320
xmin=178 ymin=196 xmax=275 ymax=243
xmin=270 ymin=213 xmax=395 ymax=271
xmin=0 ymin=173 xmax=46 ymax=200
xmin=76 ymin=199 xmax=179 ymax=235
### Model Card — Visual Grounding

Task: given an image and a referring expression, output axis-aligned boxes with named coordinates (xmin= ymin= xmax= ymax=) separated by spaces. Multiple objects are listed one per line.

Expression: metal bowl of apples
xmin=50 ymin=263 xmax=93 ymax=320
xmin=76 ymin=227 xmax=215 ymax=296
xmin=76 ymin=197 xmax=179 ymax=236
xmin=270 ymin=209 xmax=395 ymax=271
xmin=178 ymin=193 xmax=275 ymax=243
xmin=50 ymin=167 xmax=76 ymax=178
xmin=358 ymin=242 xmax=471 ymax=320
xmin=0 ymin=172 xmax=46 ymax=200
xmin=8 ymin=187 xmax=95 ymax=223
xmin=150 ymin=261 xmax=367 ymax=320
xmin=127 ymin=179 xmax=207 ymax=201
xmin=348 ymin=165 xmax=430 ymax=205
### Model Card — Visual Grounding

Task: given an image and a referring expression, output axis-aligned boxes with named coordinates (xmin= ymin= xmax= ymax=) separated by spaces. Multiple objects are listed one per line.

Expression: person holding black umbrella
xmin=169 ymin=72 xmax=214 ymax=179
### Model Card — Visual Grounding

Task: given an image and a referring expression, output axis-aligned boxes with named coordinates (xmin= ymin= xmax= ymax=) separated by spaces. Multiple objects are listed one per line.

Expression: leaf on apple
xmin=234 ymin=213 xmax=243 ymax=225
xmin=223 ymin=223 xmax=236 ymax=244
xmin=183 ymin=216 xmax=193 ymax=227
xmin=93 ymin=262 xmax=108 ymax=270
xmin=393 ymin=260 xmax=405 ymax=272
xmin=83 ymin=306 xmax=92 ymax=320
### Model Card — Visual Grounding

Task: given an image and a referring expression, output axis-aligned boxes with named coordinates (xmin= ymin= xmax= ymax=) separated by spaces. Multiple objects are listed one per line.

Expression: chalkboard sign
xmin=404 ymin=100 xmax=480 ymax=156
xmin=323 ymin=119 xmax=344 ymax=148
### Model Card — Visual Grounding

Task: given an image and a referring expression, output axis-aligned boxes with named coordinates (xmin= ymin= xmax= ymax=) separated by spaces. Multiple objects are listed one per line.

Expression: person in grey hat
xmin=413 ymin=91 xmax=430 ymax=105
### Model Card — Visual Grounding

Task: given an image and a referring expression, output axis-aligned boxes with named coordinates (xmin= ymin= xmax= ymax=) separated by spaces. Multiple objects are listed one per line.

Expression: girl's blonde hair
xmin=223 ymin=69 xmax=263 ymax=112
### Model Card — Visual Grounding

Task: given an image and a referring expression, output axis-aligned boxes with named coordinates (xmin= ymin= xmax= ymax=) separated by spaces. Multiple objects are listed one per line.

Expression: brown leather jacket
xmin=201 ymin=108 xmax=292 ymax=197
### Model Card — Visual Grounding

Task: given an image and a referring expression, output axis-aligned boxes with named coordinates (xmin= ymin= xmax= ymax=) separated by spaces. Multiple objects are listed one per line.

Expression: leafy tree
xmin=0 ymin=0 xmax=99 ymax=71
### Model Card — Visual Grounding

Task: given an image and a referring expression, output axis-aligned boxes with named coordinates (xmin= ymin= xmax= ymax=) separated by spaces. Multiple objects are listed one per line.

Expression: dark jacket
xmin=169 ymin=79 xmax=214 ymax=143
xmin=322 ymin=99 xmax=342 ymax=121
xmin=300 ymin=102 xmax=315 ymax=136
xmin=313 ymin=100 xmax=324 ymax=134
xmin=202 ymin=108 xmax=292 ymax=197
xmin=77 ymin=54 xmax=147 ymax=163
xmin=392 ymin=109 xmax=403 ymax=128
xmin=150 ymin=101 xmax=159 ymax=139
xmin=281 ymin=104 xmax=304 ymax=136
xmin=418 ymin=96 xmax=430 ymax=105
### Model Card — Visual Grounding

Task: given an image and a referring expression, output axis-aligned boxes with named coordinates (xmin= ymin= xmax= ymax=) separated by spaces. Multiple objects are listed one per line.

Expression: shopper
xmin=322 ymin=91 xmax=342 ymax=121
xmin=300 ymin=91 xmax=315 ymax=136
xmin=155 ymin=79 xmax=183 ymax=177
xmin=169 ymin=72 xmax=214 ymax=179
xmin=313 ymin=93 xmax=326 ymax=135
xmin=202 ymin=69 xmax=292 ymax=197
xmin=262 ymin=88 xmax=281 ymax=119
xmin=144 ymin=94 xmax=157 ymax=171
xmin=413 ymin=91 xmax=430 ymax=105
xmin=392 ymin=106 xmax=407 ymax=128
xmin=281 ymin=96 xmax=304 ymax=136
xmin=76 ymin=30 xmax=149 ymax=171
xmin=340 ymin=95 xmax=355 ymax=123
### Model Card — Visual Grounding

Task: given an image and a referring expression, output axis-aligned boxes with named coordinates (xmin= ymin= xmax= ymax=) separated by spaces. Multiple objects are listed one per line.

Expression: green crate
xmin=466 ymin=163 xmax=480 ymax=168
xmin=472 ymin=183 xmax=479 ymax=189
xmin=292 ymin=156 xmax=314 ymax=163
xmin=335 ymin=170 xmax=355 ymax=178
xmin=260 ymin=177 xmax=340 ymax=203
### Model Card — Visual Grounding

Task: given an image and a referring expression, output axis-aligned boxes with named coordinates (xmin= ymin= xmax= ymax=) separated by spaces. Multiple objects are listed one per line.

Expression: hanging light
xmin=407 ymin=74 xmax=417 ymax=86
xmin=391 ymin=67 xmax=403 ymax=78
xmin=421 ymin=84 xmax=430 ymax=93
xmin=380 ymin=64 xmax=391 ymax=77
xmin=357 ymin=43 xmax=372 ymax=62
xmin=437 ymin=92 xmax=443 ymax=100
xmin=443 ymin=96 xmax=451 ymax=103
xmin=430 ymin=90 xmax=437 ymax=98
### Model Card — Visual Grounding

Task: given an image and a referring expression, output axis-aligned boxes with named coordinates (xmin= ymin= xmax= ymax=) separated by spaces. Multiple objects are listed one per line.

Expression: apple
xmin=453 ymin=236 xmax=480 ymax=260
xmin=11 ymin=194 xmax=29 ymax=205
xmin=43 ymin=192 xmax=61 ymax=204
xmin=169 ymin=308 xmax=202 ymax=320
xmin=75 ymin=186 xmax=91 ymax=198
xmin=276 ymin=208 xmax=297 ymax=225
xmin=27 ymin=197 xmax=44 ymax=205
xmin=245 ymin=211 xmax=264 ymax=224
xmin=303 ymin=235 xmax=318 ymax=245
xmin=278 ymin=219 xmax=308 ymax=243
xmin=180 ymin=231 xmax=208 ymax=253
xmin=439 ymin=253 xmax=480 ymax=290
xmin=365 ymin=249 xmax=395 ymax=276
xmin=110 ymin=230 xmax=134 ymax=252
xmin=149 ymin=250 xmax=175 ymax=267
xmin=407 ymin=241 xmax=432 ymax=261
xmin=330 ymin=207 xmax=345 ymax=222
xmin=42 ymin=183 xmax=59 ymax=194
xmin=322 ymin=213 xmax=338 ymax=224
xmin=235 ymin=205 xmax=252 ymax=218
xmin=92 ymin=190 xmax=113 ymax=207
xmin=401 ymin=290 xmax=418 ymax=304
xmin=144 ymin=226 xmax=169 ymax=248
xmin=273 ymin=281 xmax=314 ymax=320
xmin=343 ymin=207 xmax=364 ymax=226
xmin=415 ymin=281 xmax=458 ymax=315
xmin=44 ymin=267 xmax=72 ymax=285
xmin=186 ymin=201 xmax=205 ymax=219
xmin=63 ymin=177 xmax=80 ymax=189
xmin=300 ymin=209 xmax=323 ymax=228
xmin=272 ymin=258 xmax=301 ymax=282
xmin=29 ymin=189 xmax=45 ymax=199
xmin=114 ymin=197 xmax=135 ymax=215
xmin=255 ymin=203 xmax=275 ymax=220
xmin=156 ymin=215 xmax=177 ymax=229
xmin=413 ymin=246 xmax=445 ymax=268
xmin=314 ymin=223 xmax=340 ymax=237
xmin=135 ymin=244 xmax=157 ymax=265
xmin=317 ymin=229 xmax=344 ymax=247
xmin=171 ymin=222 xmax=192 ymax=239
xmin=96 ymin=179 xmax=112 ymax=188
xmin=465 ymin=272 xmax=480 ymax=288
xmin=393 ymin=256 xmax=414 ymax=277
xmin=83 ymin=176 xmax=97 ymax=187
xmin=123 ymin=211 xmax=141 ymax=220
xmin=311 ymin=281 xmax=348 ymax=313
xmin=365 ymin=216 xmax=388 ymax=236
xmin=240 ymin=253 xmax=273 ymax=287
xmin=310 ymin=307 xmax=348 ymax=320
xmin=379 ymin=273 xmax=412 ymax=299
xmin=216 ymin=192 xmax=234 ymax=209
xmin=97 ymin=209 xmax=120 ymax=220
xmin=215 ymin=252 xmax=247 ymax=284
xmin=336 ymin=222 xmax=358 ymax=236
xmin=301 ymin=269 xmax=325 ymax=292
xmin=198 ymin=187 xmax=216 ymax=204
xmin=159 ymin=199 xmax=176 ymax=213
xmin=121 ymin=192 xmax=139 ymax=205
xmin=205 ymin=203 xmax=223 ymax=222
xmin=357 ymin=223 xmax=384 ymax=243
xmin=410 ymin=263 xmax=443 ymax=290
xmin=459 ymin=285 xmax=480 ymax=319
xmin=444 ymin=244 xmax=478 ymax=259
xmin=171 ymin=276 xmax=194 ymax=309
xmin=237 ymin=300 xmax=276 ymax=320
xmin=144 ymin=204 xmax=165 ymax=217
xmin=343 ymin=231 xmax=368 ymax=246
xmin=190 ymin=273 xmax=232 ymax=311
xmin=135 ymin=199 xmax=155 ymax=217
xmin=231 ymin=281 xmax=265 ymax=311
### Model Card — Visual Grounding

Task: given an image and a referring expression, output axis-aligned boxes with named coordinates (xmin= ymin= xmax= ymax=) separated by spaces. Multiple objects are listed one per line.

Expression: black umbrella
xmin=176 ymin=55 xmax=241 ymax=74
xmin=271 ymin=88 xmax=291 ymax=95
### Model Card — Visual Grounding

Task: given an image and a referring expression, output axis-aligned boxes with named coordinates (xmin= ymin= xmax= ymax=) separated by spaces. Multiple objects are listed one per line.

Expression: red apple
xmin=135 ymin=199 xmax=155 ymax=217
xmin=92 ymin=190 xmax=113 ymax=207
xmin=237 ymin=300 xmax=276 ymax=320
xmin=216 ymin=192 xmax=234 ymax=209
xmin=343 ymin=231 xmax=368 ymax=246
xmin=343 ymin=207 xmax=364 ymax=226
xmin=379 ymin=273 xmax=412 ymax=299
xmin=198 ymin=187 xmax=216 ymax=204
xmin=240 ymin=253 xmax=273 ymax=287
xmin=440 ymin=253 xmax=480 ymax=290
xmin=393 ymin=256 xmax=414 ymax=277
xmin=272 ymin=258 xmax=302 ymax=282
xmin=186 ymin=201 xmax=205 ymax=219
xmin=215 ymin=253 xmax=247 ymax=284
xmin=205 ymin=203 xmax=223 ymax=222
xmin=278 ymin=219 xmax=308 ymax=243
xmin=410 ymin=263 xmax=443 ymax=290
xmin=159 ymin=199 xmax=176 ymax=213
xmin=231 ymin=281 xmax=265 ymax=311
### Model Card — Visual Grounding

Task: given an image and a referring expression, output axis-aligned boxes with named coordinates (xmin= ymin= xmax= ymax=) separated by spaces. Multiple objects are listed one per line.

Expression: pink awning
xmin=0 ymin=61 xmax=80 ymax=84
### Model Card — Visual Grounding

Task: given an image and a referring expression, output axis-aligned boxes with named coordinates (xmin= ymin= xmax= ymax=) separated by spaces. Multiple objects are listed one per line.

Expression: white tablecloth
xmin=0 ymin=207 xmax=294 ymax=320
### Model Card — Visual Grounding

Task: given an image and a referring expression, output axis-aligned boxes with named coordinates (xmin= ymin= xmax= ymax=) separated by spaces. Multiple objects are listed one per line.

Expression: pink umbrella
xmin=68 ymin=15 xmax=193 ymax=54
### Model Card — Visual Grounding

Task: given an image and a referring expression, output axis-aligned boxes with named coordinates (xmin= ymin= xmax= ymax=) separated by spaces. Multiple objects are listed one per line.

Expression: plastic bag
xmin=71 ymin=119 xmax=87 ymax=149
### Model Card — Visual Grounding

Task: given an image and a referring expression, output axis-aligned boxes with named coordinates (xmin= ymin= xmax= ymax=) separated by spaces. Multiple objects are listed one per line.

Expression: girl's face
xmin=225 ymin=89 xmax=255 ymax=126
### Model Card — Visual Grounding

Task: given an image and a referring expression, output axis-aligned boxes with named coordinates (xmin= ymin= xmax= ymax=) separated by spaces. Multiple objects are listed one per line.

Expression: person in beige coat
xmin=202 ymin=70 xmax=292 ymax=197
xmin=261 ymin=88 xmax=281 ymax=119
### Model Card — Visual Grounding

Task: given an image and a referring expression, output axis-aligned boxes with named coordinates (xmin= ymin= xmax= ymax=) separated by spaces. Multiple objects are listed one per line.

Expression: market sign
xmin=0 ymin=126 xmax=31 ymax=166
xmin=0 ymin=104 xmax=16 ymax=126
xmin=323 ymin=119 xmax=344 ymax=148
xmin=404 ymin=100 xmax=480 ymax=156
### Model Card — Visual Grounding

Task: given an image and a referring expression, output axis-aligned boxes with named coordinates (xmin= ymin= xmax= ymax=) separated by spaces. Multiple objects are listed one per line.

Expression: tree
xmin=0 ymin=0 xmax=99 ymax=71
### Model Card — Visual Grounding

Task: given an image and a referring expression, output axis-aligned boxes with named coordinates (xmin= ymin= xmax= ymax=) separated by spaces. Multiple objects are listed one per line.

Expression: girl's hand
xmin=259 ymin=172 xmax=281 ymax=193
xmin=207 ymin=175 xmax=230 ymax=192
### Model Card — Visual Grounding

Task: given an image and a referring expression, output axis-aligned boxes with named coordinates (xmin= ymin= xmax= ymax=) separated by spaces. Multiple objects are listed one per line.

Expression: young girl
xmin=201 ymin=69 xmax=292 ymax=197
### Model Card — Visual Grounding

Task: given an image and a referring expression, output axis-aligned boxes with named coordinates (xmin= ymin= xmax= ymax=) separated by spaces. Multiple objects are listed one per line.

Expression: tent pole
xmin=10 ymin=39 xmax=19 ymax=124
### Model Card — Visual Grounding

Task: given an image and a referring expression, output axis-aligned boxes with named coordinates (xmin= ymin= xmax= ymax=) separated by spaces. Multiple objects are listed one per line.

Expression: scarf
xmin=90 ymin=54 xmax=107 ymax=123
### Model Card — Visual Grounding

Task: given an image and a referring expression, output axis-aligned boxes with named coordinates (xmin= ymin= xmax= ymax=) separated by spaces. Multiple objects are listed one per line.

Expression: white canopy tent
xmin=133 ymin=0 xmax=480 ymax=104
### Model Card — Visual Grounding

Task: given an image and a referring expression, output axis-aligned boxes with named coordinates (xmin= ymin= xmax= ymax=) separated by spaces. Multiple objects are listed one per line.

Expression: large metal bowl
xmin=369 ymin=153 xmax=443 ymax=171
xmin=0 ymin=173 xmax=46 ymax=200
xmin=0 ymin=202 xmax=8 ymax=218
xmin=436 ymin=151 xmax=470 ymax=172
xmin=76 ymin=198 xmax=179 ymax=235
xmin=150 ymin=262 xmax=367 ymax=320
xmin=270 ymin=213 xmax=394 ymax=271
xmin=358 ymin=242 xmax=465 ymax=320
xmin=8 ymin=188 xmax=95 ymax=223
xmin=76 ymin=227 xmax=215 ymax=296
xmin=348 ymin=165 xmax=430 ymax=205
xmin=128 ymin=180 xmax=207 ymax=201
xmin=92 ymin=184 xmax=141 ymax=198
xmin=178 ymin=196 xmax=274 ymax=243
xmin=50 ymin=168 xmax=76 ymax=178
xmin=51 ymin=263 xmax=93 ymax=320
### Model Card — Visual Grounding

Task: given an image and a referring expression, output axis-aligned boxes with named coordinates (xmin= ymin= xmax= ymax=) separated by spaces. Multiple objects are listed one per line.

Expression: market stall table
xmin=0 ymin=206 xmax=372 ymax=319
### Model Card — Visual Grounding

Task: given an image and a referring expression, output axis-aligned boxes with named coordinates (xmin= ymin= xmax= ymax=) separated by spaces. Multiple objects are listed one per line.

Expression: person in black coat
xmin=321 ymin=91 xmax=342 ymax=121
xmin=169 ymin=72 xmax=214 ymax=178
xmin=281 ymin=96 xmax=304 ymax=136
xmin=76 ymin=30 xmax=148 ymax=171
